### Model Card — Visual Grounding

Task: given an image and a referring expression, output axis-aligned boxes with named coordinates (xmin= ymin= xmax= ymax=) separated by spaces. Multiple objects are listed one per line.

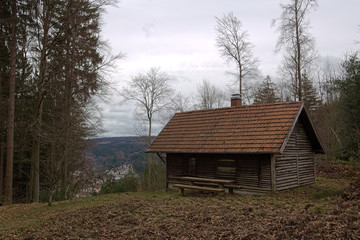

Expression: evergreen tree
xmin=301 ymin=72 xmax=320 ymax=110
xmin=0 ymin=0 xmax=34 ymax=204
xmin=0 ymin=0 xmax=120 ymax=204
xmin=337 ymin=53 xmax=360 ymax=160
xmin=253 ymin=76 xmax=279 ymax=104
xmin=0 ymin=0 xmax=12 ymax=201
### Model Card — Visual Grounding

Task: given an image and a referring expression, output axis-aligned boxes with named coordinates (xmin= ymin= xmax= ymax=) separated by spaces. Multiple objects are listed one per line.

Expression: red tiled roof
xmin=146 ymin=102 xmax=304 ymax=154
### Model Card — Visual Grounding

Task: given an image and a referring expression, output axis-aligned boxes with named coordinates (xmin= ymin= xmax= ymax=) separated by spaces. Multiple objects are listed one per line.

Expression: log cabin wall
xmin=237 ymin=155 xmax=271 ymax=193
xmin=166 ymin=153 xmax=272 ymax=193
xmin=274 ymin=119 xmax=315 ymax=191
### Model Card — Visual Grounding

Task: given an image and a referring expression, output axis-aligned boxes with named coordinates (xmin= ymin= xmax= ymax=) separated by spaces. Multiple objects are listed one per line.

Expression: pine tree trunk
xmin=30 ymin=2 xmax=50 ymax=203
xmin=30 ymin=75 xmax=45 ymax=203
xmin=0 ymin=137 xmax=4 ymax=197
xmin=62 ymin=39 xmax=73 ymax=200
xmin=48 ymin=188 xmax=55 ymax=206
xmin=4 ymin=0 xmax=17 ymax=205
xmin=30 ymin=91 xmax=43 ymax=203
xmin=148 ymin=118 xmax=152 ymax=191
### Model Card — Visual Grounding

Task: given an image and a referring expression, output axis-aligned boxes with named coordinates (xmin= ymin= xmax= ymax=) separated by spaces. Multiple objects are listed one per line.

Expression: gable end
xmin=279 ymin=103 xmax=324 ymax=154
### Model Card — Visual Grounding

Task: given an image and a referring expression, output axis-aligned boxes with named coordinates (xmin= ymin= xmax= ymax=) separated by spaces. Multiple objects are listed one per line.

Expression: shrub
xmin=100 ymin=174 xmax=138 ymax=194
xmin=139 ymin=161 xmax=166 ymax=191
xmin=313 ymin=188 xmax=342 ymax=199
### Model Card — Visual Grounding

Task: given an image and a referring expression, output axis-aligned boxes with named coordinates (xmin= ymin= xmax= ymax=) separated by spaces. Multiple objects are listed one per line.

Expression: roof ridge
xmin=175 ymin=101 xmax=303 ymax=116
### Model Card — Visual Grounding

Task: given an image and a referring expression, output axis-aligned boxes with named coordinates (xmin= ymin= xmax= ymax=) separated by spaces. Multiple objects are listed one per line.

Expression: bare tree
xmin=168 ymin=92 xmax=191 ymax=113
xmin=121 ymin=67 xmax=174 ymax=190
xmin=121 ymin=67 xmax=174 ymax=145
xmin=159 ymin=92 xmax=191 ymax=125
xmin=215 ymin=12 xmax=259 ymax=102
xmin=195 ymin=80 xmax=226 ymax=110
xmin=273 ymin=0 xmax=318 ymax=101
xmin=277 ymin=78 xmax=293 ymax=102
xmin=315 ymin=57 xmax=341 ymax=103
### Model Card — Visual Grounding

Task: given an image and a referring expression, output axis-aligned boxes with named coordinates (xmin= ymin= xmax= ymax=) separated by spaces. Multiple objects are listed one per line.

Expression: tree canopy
xmin=336 ymin=53 xmax=360 ymax=160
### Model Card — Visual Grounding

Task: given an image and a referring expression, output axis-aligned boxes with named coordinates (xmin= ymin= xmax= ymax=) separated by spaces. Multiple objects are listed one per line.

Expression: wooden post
xmin=270 ymin=154 xmax=276 ymax=192
xmin=313 ymin=153 xmax=316 ymax=185
xmin=258 ymin=158 xmax=262 ymax=188
xmin=165 ymin=154 xmax=168 ymax=192
xmin=296 ymin=154 xmax=299 ymax=186
xmin=214 ymin=157 xmax=218 ymax=178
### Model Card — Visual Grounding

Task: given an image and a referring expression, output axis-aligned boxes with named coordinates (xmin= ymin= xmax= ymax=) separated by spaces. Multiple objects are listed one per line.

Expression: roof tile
xmin=146 ymin=101 xmax=303 ymax=153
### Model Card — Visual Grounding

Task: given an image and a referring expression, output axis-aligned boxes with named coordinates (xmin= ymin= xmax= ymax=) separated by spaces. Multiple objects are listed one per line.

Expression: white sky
xmin=99 ymin=0 xmax=360 ymax=137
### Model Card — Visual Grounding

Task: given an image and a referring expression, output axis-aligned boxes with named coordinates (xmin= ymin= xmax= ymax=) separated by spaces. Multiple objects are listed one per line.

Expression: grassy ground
xmin=1 ymin=171 xmax=359 ymax=239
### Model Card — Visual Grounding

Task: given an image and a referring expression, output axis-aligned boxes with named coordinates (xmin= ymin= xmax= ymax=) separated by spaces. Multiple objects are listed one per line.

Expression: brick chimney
xmin=231 ymin=94 xmax=242 ymax=107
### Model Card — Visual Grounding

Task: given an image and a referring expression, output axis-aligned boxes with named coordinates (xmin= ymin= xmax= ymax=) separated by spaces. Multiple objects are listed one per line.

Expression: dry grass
xmin=0 ymin=177 xmax=359 ymax=239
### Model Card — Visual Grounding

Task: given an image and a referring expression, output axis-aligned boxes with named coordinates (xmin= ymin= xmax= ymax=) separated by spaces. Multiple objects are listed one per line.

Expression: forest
xmin=1 ymin=0 xmax=360 ymax=207
xmin=0 ymin=0 xmax=121 ymax=205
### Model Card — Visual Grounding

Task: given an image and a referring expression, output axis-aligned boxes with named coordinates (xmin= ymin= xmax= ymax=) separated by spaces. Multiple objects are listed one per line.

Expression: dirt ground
xmin=1 ymin=164 xmax=360 ymax=239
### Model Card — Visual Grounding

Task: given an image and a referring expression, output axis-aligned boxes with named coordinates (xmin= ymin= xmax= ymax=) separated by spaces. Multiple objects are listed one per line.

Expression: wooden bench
xmin=193 ymin=182 xmax=219 ymax=187
xmin=176 ymin=176 xmax=235 ymax=188
xmin=172 ymin=184 xmax=225 ymax=196
xmin=168 ymin=178 xmax=218 ymax=187
xmin=172 ymin=176 xmax=236 ymax=195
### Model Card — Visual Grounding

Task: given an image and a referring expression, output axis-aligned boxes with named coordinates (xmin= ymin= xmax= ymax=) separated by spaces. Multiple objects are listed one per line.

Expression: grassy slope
xmin=0 ymin=177 xmax=359 ymax=239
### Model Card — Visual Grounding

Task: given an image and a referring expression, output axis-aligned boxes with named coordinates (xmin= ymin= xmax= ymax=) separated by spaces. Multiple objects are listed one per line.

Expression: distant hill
xmin=86 ymin=137 xmax=149 ymax=174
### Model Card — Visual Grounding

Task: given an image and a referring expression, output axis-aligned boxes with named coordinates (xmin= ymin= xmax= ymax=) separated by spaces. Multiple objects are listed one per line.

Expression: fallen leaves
xmin=1 ymin=168 xmax=360 ymax=240
xmin=343 ymin=177 xmax=360 ymax=201
xmin=0 ymin=191 xmax=359 ymax=240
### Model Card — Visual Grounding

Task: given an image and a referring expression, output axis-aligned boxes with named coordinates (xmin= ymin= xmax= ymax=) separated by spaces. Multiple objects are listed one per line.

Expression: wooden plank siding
xmin=166 ymin=153 xmax=272 ymax=194
xmin=197 ymin=156 xmax=216 ymax=179
xmin=275 ymin=120 xmax=315 ymax=191
xmin=237 ymin=156 xmax=271 ymax=193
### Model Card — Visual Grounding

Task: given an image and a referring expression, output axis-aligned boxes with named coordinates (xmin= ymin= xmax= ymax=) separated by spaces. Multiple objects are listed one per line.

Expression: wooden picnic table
xmin=177 ymin=176 xmax=235 ymax=188
xmin=173 ymin=176 xmax=236 ymax=195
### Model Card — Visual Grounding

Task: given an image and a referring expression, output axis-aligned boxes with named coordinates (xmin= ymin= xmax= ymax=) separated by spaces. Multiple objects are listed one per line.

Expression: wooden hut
xmin=146 ymin=98 xmax=324 ymax=194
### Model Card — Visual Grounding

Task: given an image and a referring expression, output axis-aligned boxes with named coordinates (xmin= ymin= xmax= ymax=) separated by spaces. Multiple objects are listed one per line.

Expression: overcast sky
xmin=99 ymin=0 xmax=360 ymax=137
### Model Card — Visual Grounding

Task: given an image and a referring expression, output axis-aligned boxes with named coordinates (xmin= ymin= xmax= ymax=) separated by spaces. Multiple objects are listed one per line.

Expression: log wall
xmin=166 ymin=153 xmax=272 ymax=193
xmin=237 ymin=156 xmax=272 ymax=193
xmin=275 ymin=120 xmax=315 ymax=191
